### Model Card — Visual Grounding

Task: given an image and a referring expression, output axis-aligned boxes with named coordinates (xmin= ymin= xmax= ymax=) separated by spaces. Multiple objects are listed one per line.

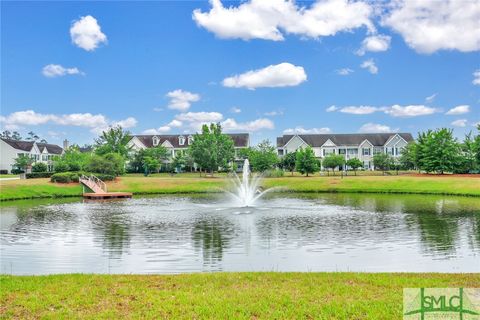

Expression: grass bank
xmin=1 ymin=273 xmax=478 ymax=319
xmin=0 ymin=174 xmax=479 ymax=201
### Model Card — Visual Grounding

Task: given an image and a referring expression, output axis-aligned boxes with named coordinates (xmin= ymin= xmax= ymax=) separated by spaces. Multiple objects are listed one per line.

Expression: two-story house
xmin=0 ymin=138 xmax=64 ymax=173
xmin=276 ymin=133 xmax=414 ymax=170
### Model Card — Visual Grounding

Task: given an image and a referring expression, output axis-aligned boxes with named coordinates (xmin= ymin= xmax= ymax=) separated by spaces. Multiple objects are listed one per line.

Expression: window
xmin=152 ymin=136 xmax=159 ymax=146
xmin=187 ymin=136 xmax=193 ymax=145
xmin=179 ymin=136 xmax=185 ymax=146
xmin=362 ymin=148 xmax=371 ymax=156
xmin=395 ymin=147 xmax=400 ymax=156
xmin=323 ymin=148 xmax=335 ymax=156
xmin=386 ymin=147 xmax=394 ymax=155
xmin=348 ymin=148 xmax=358 ymax=155
xmin=338 ymin=149 xmax=346 ymax=155
xmin=278 ymin=149 xmax=284 ymax=156
xmin=373 ymin=147 xmax=383 ymax=154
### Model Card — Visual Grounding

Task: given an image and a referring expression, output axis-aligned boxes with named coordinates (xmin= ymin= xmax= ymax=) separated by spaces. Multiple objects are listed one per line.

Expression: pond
xmin=1 ymin=193 xmax=479 ymax=274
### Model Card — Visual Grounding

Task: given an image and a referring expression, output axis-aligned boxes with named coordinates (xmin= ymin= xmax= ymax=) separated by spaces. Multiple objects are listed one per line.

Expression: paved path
xmin=0 ymin=177 xmax=20 ymax=181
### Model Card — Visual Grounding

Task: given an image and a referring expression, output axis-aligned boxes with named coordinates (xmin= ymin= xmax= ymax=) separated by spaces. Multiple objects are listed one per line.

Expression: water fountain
xmin=228 ymin=159 xmax=274 ymax=207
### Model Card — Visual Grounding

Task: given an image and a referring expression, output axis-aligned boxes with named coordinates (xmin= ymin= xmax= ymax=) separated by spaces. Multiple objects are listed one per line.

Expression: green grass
xmin=0 ymin=174 xmax=18 ymax=178
xmin=1 ymin=273 xmax=478 ymax=319
xmin=0 ymin=174 xmax=479 ymax=201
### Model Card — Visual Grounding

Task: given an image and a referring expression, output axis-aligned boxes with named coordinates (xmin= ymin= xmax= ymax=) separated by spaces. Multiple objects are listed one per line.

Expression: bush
xmin=54 ymin=162 xmax=70 ymax=173
xmin=86 ymin=153 xmax=124 ymax=176
xmin=50 ymin=172 xmax=81 ymax=183
xmin=32 ymin=162 xmax=48 ymax=173
xmin=11 ymin=168 xmax=25 ymax=174
xmin=93 ymin=173 xmax=116 ymax=181
xmin=26 ymin=172 xmax=53 ymax=179
xmin=263 ymin=169 xmax=285 ymax=178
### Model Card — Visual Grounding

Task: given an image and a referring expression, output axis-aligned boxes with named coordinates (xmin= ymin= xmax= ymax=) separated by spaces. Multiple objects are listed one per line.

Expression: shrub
xmin=32 ymin=162 xmax=48 ymax=173
xmin=54 ymin=162 xmax=70 ymax=173
xmin=93 ymin=173 xmax=116 ymax=181
xmin=11 ymin=168 xmax=25 ymax=174
xmin=26 ymin=172 xmax=53 ymax=179
xmin=263 ymin=169 xmax=285 ymax=178
xmin=86 ymin=153 xmax=124 ymax=176
xmin=50 ymin=172 xmax=81 ymax=183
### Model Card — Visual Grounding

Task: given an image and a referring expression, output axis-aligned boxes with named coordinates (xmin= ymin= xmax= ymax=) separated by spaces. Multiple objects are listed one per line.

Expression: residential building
xmin=276 ymin=133 xmax=414 ymax=170
xmin=0 ymin=138 xmax=64 ymax=173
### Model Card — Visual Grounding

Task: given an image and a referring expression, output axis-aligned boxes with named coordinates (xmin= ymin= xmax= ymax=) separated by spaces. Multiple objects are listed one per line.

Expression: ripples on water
xmin=0 ymin=194 xmax=479 ymax=274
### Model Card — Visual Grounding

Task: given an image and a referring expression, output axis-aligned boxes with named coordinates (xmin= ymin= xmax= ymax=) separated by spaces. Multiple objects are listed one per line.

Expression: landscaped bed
xmin=1 ymin=273 xmax=478 ymax=319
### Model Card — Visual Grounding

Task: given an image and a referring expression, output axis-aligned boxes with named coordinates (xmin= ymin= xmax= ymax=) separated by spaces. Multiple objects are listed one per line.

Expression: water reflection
xmin=0 ymin=193 xmax=479 ymax=274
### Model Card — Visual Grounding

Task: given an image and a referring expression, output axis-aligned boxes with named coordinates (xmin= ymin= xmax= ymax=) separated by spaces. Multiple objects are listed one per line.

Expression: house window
xmin=179 ymin=136 xmax=185 ymax=146
xmin=348 ymin=148 xmax=358 ymax=155
xmin=338 ymin=149 xmax=346 ymax=155
xmin=278 ymin=149 xmax=284 ymax=156
xmin=187 ymin=136 xmax=193 ymax=145
xmin=362 ymin=148 xmax=371 ymax=156
xmin=386 ymin=147 xmax=394 ymax=155
xmin=323 ymin=149 xmax=335 ymax=156
xmin=395 ymin=147 xmax=400 ymax=156
xmin=152 ymin=136 xmax=159 ymax=146
xmin=373 ymin=147 xmax=383 ymax=154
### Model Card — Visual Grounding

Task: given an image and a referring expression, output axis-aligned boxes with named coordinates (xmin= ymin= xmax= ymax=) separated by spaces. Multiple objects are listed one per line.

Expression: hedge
xmin=26 ymin=172 xmax=54 ymax=179
xmin=50 ymin=172 xmax=116 ymax=183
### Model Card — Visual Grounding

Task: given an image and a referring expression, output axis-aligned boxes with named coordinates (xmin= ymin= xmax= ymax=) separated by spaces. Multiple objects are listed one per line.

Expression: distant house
xmin=276 ymin=133 xmax=414 ymax=170
xmin=0 ymin=138 xmax=64 ymax=173
xmin=127 ymin=133 xmax=250 ymax=170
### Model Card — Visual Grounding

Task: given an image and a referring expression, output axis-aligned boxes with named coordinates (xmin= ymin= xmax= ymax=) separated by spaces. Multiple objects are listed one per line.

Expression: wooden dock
xmin=83 ymin=192 xmax=133 ymax=200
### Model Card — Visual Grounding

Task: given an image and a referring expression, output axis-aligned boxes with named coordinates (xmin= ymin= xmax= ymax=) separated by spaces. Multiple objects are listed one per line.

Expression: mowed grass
xmin=1 ymin=273 xmax=478 ymax=319
xmin=0 ymin=174 xmax=479 ymax=201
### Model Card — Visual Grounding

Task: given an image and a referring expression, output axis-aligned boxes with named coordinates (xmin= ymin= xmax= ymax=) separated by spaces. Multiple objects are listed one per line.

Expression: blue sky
xmin=1 ymin=0 xmax=479 ymax=145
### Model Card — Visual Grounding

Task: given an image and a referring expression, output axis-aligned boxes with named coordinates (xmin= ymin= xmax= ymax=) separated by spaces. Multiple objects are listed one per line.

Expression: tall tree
xmin=416 ymin=128 xmax=460 ymax=174
xmin=94 ymin=126 xmax=132 ymax=158
xmin=399 ymin=142 xmax=418 ymax=170
xmin=373 ymin=153 xmax=394 ymax=174
xmin=13 ymin=154 xmax=33 ymax=173
xmin=25 ymin=131 xmax=40 ymax=141
xmin=295 ymin=147 xmax=319 ymax=177
xmin=248 ymin=140 xmax=279 ymax=172
xmin=281 ymin=151 xmax=297 ymax=176
xmin=190 ymin=123 xmax=235 ymax=175
xmin=322 ymin=154 xmax=345 ymax=176
xmin=457 ymin=131 xmax=478 ymax=173
xmin=346 ymin=158 xmax=363 ymax=175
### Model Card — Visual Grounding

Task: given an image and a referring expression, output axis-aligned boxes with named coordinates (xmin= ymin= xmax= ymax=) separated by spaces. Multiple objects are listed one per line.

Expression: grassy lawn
xmin=1 ymin=273 xmax=478 ymax=319
xmin=0 ymin=174 xmax=18 ymax=178
xmin=0 ymin=174 xmax=479 ymax=201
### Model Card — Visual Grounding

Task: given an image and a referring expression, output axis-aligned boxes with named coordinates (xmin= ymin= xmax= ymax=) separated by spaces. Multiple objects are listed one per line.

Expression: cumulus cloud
xmin=335 ymin=68 xmax=354 ymax=76
xmin=326 ymin=105 xmax=338 ymax=112
xmin=359 ymin=123 xmax=396 ymax=133
xmin=385 ymin=104 xmax=438 ymax=117
xmin=360 ymin=59 xmax=378 ymax=74
xmin=264 ymin=109 xmax=284 ymax=116
xmin=356 ymin=34 xmax=391 ymax=55
xmin=451 ymin=119 xmax=468 ymax=127
xmin=221 ymin=118 xmax=274 ymax=132
xmin=193 ymin=0 xmax=374 ymax=41
xmin=283 ymin=127 xmax=332 ymax=134
xmin=473 ymin=69 xmax=480 ymax=85
xmin=175 ymin=111 xmax=223 ymax=123
xmin=340 ymin=106 xmax=379 ymax=115
xmin=42 ymin=64 xmax=84 ymax=77
xmin=446 ymin=105 xmax=470 ymax=115
xmin=382 ymin=0 xmax=480 ymax=53
xmin=166 ymin=89 xmax=200 ymax=111
xmin=230 ymin=107 xmax=242 ymax=113
xmin=70 ymin=15 xmax=107 ymax=51
xmin=0 ymin=109 xmax=136 ymax=134
xmin=223 ymin=63 xmax=307 ymax=90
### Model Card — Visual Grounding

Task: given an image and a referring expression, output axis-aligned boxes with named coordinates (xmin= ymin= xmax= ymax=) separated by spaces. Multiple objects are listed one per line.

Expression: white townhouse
xmin=0 ymin=138 xmax=64 ymax=173
xmin=276 ymin=133 xmax=414 ymax=170
xmin=127 ymin=133 xmax=250 ymax=168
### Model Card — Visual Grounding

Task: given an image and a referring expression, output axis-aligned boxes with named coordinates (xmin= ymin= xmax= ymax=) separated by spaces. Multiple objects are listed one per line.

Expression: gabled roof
xmin=132 ymin=133 xmax=249 ymax=148
xmin=277 ymin=133 xmax=413 ymax=147
xmin=0 ymin=138 xmax=63 ymax=154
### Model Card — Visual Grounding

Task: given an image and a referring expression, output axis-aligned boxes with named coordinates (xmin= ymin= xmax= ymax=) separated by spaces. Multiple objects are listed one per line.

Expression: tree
xmin=55 ymin=146 xmax=90 ymax=172
xmin=474 ymin=124 xmax=480 ymax=168
xmin=399 ymin=142 xmax=417 ymax=170
xmin=142 ymin=156 xmax=160 ymax=176
xmin=94 ymin=126 xmax=132 ymax=158
xmin=295 ymin=147 xmax=319 ymax=177
xmin=456 ymin=131 xmax=478 ymax=173
xmin=13 ymin=154 xmax=33 ymax=173
xmin=190 ymin=123 xmax=235 ymax=175
xmin=416 ymin=128 xmax=460 ymax=174
xmin=248 ymin=140 xmax=279 ymax=172
xmin=86 ymin=153 xmax=125 ymax=176
xmin=281 ymin=151 xmax=297 ymax=176
xmin=322 ymin=154 xmax=345 ymax=176
xmin=172 ymin=152 xmax=186 ymax=173
xmin=25 ymin=131 xmax=42 ymax=142
xmin=32 ymin=162 xmax=48 ymax=172
xmin=373 ymin=153 xmax=394 ymax=174
xmin=1 ymin=130 xmax=22 ymax=140
xmin=346 ymin=158 xmax=363 ymax=175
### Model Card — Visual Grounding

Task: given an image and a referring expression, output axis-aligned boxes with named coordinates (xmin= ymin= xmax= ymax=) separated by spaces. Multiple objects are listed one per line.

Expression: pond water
xmin=1 ymin=194 xmax=479 ymax=274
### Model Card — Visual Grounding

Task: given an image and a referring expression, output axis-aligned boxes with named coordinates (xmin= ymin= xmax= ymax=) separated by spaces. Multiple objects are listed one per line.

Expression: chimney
xmin=63 ymin=139 xmax=69 ymax=150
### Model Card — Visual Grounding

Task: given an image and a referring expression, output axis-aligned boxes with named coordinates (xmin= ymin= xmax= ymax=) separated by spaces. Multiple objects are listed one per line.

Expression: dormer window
xmin=187 ymin=135 xmax=193 ymax=145
xmin=179 ymin=136 xmax=185 ymax=146
xmin=152 ymin=136 xmax=159 ymax=146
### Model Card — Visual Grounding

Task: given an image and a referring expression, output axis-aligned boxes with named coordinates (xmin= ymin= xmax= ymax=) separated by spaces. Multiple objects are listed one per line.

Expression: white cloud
xmin=356 ymin=34 xmax=391 ymax=55
xmin=175 ymin=111 xmax=223 ymax=123
xmin=446 ymin=105 xmax=470 ymax=115
xmin=283 ymin=126 xmax=332 ymax=134
xmin=359 ymin=123 xmax=396 ymax=133
xmin=451 ymin=119 xmax=468 ymax=127
xmin=70 ymin=15 xmax=107 ymax=51
xmin=42 ymin=64 xmax=84 ymax=78
xmin=54 ymin=113 xmax=108 ymax=127
xmin=425 ymin=93 xmax=437 ymax=104
xmin=153 ymin=107 xmax=164 ymax=112
xmin=112 ymin=117 xmax=137 ymax=128
xmin=264 ymin=110 xmax=284 ymax=116
xmin=230 ymin=107 xmax=242 ymax=113
xmin=221 ymin=118 xmax=274 ymax=132
xmin=326 ymin=105 xmax=338 ymax=112
xmin=142 ymin=126 xmax=172 ymax=134
xmin=340 ymin=106 xmax=379 ymax=115
xmin=335 ymin=68 xmax=354 ymax=76
xmin=360 ymin=59 xmax=378 ymax=74
xmin=385 ymin=104 xmax=437 ymax=117
xmin=193 ymin=0 xmax=374 ymax=41
xmin=0 ymin=110 xmax=54 ymax=126
xmin=166 ymin=89 xmax=200 ymax=111
xmin=168 ymin=119 xmax=183 ymax=128
xmin=223 ymin=62 xmax=307 ymax=90
xmin=473 ymin=69 xmax=480 ymax=86
xmin=382 ymin=0 xmax=480 ymax=53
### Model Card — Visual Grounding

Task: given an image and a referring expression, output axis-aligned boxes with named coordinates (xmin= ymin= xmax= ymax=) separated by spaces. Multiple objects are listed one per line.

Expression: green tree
xmin=142 ymin=156 xmax=160 ymax=176
xmin=346 ymin=158 xmax=363 ymax=175
xmin=86 ymin=153 xmax=125 ymax=176
xmin=0 ymin=130 xmax=22 ymax=140
xmin=399 ymin=142 xmax=417 ymax=170
xmin=474 ymin=124 xmax=480 ymax=167
xmin=295 ymin=147 xmax=319 ymax=177
xmin=190 ymin=123 xmax=235 ymax=175
xmin=32 ymin=162 xmax=48 ymax=172
xmin=171 ymin=152 xmax=186 ymax=173
xmin=281 ymin=151 xmax=297 ymax=176
xmin=322 ymin=154 xmax=345 ymax=176
xmin=13 ymin=154 xmax=33 ymax=173
xmin=128 ymin=146 xmax=170 ymax=173
xmin=249 ymin=140 xmax=279 ymax=172
xmin=94 ymin=126 xmax=132 ymax=158
xmin=456 ymin=131 xmax=478 ymax=173
xmin=25 ymin=131 xmax=40 ymax=141
xmin=373 ymin=153 xmax=394 ymax=174
xmin=416 ymin=128 xmax=460 ymax=174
